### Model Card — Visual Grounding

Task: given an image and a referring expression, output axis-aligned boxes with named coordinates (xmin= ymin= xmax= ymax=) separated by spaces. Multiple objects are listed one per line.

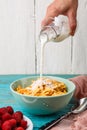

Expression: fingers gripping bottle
xmin=39 ymin=15 xmax=70 ymax=43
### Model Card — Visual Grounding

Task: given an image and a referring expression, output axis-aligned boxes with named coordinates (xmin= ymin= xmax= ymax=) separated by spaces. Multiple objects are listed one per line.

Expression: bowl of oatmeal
xmin=10 ymin=76 xmax=75 ymax=115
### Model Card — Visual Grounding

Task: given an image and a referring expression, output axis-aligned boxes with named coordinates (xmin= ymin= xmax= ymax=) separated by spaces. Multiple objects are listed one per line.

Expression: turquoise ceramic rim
xmin=10 ymin=76 xmax=76 ymax=98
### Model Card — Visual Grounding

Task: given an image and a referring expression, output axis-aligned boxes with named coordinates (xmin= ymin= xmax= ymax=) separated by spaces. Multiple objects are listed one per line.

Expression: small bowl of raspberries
xmin=0 ymin=106 xmax=33 ymax=130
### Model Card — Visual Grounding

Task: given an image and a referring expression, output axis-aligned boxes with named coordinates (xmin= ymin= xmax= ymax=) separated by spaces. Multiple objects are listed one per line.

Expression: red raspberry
xmin=14 ymin=127 xmax=24 ymax=130
xmin=2 ymin=120 xmax=11 ymax=130
xmin=20 ymin=119 xmax=27 ymax=129
xmin=12 ymin=111 xmax=23 ymax=123
xmin=2 ymin=113 xmax=12 ymax=122
xmin=16 ymin=111 xmax=23 ymax=119
xmin=6 ymin=106 xmax=14 ymax=114
xmin=0 ymin=107 xmax=7 ymax=115
xmin=9 ymin=119 xmax=17 ymax=128
xmin=0 ymin=115 xmax=2 ymax=119
xmin=0 ymin=120 xmax=2 ymax=128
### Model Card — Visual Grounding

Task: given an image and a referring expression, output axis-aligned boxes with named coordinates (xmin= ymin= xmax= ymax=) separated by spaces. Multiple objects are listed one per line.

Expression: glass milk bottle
xmin=39 ymin=15 xmax=71 ymax=43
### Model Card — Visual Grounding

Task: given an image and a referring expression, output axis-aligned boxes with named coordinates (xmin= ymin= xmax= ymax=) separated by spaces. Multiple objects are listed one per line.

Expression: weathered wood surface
xmin=0 ymin=74 xmax=76 ymax=130
xmin=0 ymin=0 xmax=35 ymax=74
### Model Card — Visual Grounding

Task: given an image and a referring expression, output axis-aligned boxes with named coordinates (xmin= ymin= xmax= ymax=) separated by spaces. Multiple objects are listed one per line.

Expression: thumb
xmin=41 ymin=17 xmax=53 ymax=27
xmin=41 ymin=10 xmax=60 ymax=27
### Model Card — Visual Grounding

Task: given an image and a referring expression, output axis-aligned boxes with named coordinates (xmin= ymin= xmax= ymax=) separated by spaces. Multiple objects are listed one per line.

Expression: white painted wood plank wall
xmin=72 ymin=0 xmax=87 ymax=74
xmin=0 ymin=0 xmax=87 ymax=74
xmin=0 ymin=0 xmax=35 ymax=74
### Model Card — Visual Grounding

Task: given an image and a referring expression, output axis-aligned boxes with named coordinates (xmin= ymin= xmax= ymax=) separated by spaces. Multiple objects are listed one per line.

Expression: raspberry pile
xmin=0 ymin=106 xmax=28 ymax=130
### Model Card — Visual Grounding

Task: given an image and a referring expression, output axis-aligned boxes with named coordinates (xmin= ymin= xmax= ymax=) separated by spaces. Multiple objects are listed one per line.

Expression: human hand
xmin=41 ymin=0 xmax=78 ymax=36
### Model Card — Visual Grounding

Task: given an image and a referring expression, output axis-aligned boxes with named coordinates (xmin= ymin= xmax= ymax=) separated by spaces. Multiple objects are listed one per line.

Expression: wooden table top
xmin=0 ymin=74 xmax=78 ymax=130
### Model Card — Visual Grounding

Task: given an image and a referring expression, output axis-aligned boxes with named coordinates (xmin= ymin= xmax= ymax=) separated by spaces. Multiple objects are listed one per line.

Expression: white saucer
xmin=23 ymin=115 xmax=33 ymax=130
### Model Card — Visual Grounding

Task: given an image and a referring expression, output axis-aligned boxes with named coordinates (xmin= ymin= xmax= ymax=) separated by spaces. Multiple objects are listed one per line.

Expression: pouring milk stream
xmin=39 ymin=15 xmax=70 ymax=78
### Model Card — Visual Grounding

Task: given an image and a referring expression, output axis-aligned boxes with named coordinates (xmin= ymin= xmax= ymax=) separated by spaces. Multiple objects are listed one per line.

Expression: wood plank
xmin=36 ymin=0 xmax=72 ymax=74
xmin=72 ymin=0 xmax=87 ymax=74
xmin=0 ymin=0 xmax=35 ymax=74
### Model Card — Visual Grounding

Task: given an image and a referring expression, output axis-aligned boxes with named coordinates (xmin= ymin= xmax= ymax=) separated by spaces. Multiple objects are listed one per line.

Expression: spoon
xmin=39 ymin=97 xmax=87 ymax=130
xmin=73 ymin=97 xmax=87 ymax=114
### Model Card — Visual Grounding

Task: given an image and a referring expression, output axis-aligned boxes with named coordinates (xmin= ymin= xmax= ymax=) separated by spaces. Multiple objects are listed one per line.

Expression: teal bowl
xmin=10 ymin=76 xmax=75 ymax=115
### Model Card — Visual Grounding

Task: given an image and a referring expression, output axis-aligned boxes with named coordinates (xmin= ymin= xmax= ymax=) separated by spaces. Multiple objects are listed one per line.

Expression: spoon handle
xmin=39 ymin=112 xmax=71 ymax=130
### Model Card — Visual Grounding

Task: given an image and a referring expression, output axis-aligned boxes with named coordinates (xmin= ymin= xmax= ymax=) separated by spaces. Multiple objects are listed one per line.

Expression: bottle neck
xmin=39 ymin=26 xmax=58 ymax=42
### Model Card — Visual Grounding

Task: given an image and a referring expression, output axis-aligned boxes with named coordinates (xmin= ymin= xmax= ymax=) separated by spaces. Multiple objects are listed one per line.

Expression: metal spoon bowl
xmin=73 ymin=97 xmax=87 ymax=114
